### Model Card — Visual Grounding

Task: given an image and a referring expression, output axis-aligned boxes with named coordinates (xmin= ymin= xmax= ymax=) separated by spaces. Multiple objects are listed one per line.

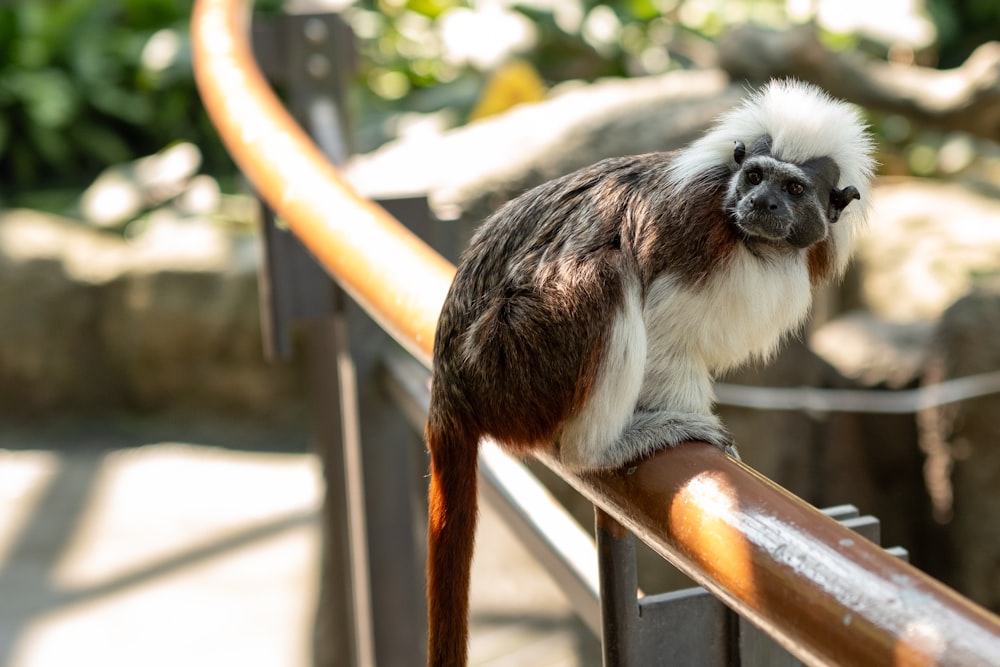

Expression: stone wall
xmin=0 ymin=209 xmax=303 ymax=420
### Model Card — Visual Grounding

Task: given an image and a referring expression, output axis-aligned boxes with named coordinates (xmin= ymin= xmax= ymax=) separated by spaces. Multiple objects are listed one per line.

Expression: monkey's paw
xmin=602 ymin=410 xmax=740 ymax=468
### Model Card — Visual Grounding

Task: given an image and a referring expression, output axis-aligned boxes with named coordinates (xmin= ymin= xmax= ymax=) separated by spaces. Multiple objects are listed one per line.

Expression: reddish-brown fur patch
xmin=631 ymin=163 xmax=738 ymax=291
xmin=807 ymin=238 xmax=835 ymax=285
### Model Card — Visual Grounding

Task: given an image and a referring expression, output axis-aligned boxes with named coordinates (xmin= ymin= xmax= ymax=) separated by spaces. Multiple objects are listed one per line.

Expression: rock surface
xmin=0 ymin=210 xmax=121 ymax=412
xmin=810 ymin=310 xmax=934 ymax=388
xmin=854 ymin=178 xmax=1000 ymax=322
xmin=922 ymin=287 xmax=1000 ymax=610
xmin=0 ymin=209 xmax=302 ymax=419
xmin=347 ymin=69 xmax=743 ymax=255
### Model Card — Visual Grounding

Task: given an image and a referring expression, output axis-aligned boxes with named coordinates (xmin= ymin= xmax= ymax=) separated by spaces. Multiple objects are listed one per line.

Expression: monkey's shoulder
xmin=455 ymin=153 xmax=673 ymax=269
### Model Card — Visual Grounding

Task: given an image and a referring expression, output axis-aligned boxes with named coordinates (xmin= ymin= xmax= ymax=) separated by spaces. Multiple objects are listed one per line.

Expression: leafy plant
xmin=927 ymin=0 xmax=1000 ymax=67
xmin=0 ymin=0 xmax=235 ymax=195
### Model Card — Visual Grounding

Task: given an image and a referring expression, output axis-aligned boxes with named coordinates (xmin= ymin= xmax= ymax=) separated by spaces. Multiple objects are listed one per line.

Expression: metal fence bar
xmin=304 ymin=308 xmax=377 ymax=667
xmin=191 ymin=1 xmax=1000 ymax=664
xmin=252 ymin=12 xmax=425 ymax=666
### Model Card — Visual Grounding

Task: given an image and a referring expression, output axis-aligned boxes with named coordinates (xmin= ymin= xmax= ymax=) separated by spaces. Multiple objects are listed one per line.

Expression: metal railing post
xmin=597 ymin=508 xmax=737 ymax=666
xmin=305 ymin=305 xmax=376 ymax=667
xmin=352 ymin=197 xmax=434 ymax=666
xmin=253 ymin=11 xmax=427 ymax=666
xmin=596 ymin=508 xmax=641 ymax=666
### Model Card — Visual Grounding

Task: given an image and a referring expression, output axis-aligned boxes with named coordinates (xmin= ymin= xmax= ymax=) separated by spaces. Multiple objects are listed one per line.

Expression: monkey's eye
xmin=745 ymin=168 xmax=763 ymax=185
xmin=784 ymin=180 xmax=805 ymax=195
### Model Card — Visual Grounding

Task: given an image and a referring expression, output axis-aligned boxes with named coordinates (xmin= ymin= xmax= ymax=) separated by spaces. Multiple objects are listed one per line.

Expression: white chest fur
xmin=559 ymin=247 xmax=813 ymax=469
xmin=638 ymin=248 xmax=813 ymax=412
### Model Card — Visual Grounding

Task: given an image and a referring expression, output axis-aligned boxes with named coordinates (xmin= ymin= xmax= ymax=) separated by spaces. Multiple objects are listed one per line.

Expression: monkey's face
xmin=725 ymin=155 xmax=833 ymax=249
xmin=725 ymin=137 xmax=861 ymax=250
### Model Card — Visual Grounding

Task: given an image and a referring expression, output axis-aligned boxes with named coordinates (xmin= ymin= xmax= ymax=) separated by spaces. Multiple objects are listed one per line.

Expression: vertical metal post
xmin=347 ymin=288 xmax=429 ymax=666
xmin=280 ymin=23 xmax=382 ymax=663
xmin=253 ymin=11 xmax=378 ymax=667
xmin=254 ymin=12 xmax=431 ymax=666
xmin=596 ymin=507 xmax=736 ymax=666
xmin=596 ymin=508 xmax=641 ymax=666
xmin=307 ymin=306 xmax=376 ymax=667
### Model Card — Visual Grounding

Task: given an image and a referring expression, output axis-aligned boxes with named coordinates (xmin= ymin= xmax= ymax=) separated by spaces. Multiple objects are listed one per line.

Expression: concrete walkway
xmin=0 ymin=424 xmax=599 ymax=667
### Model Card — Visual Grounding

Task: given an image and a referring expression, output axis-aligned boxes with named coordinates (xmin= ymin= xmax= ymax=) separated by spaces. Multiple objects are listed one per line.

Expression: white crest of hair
xmin=667 ymin=78 xmax=877 ymax=275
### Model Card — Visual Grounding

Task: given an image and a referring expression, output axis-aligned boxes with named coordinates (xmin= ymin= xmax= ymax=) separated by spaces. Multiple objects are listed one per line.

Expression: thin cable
xmin=714 ymin=370 xmax=1000 ymax=414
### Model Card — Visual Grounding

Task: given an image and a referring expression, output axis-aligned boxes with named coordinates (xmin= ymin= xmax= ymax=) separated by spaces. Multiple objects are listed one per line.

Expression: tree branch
xmin=718 ymin=23 xmax=1000 ymax=142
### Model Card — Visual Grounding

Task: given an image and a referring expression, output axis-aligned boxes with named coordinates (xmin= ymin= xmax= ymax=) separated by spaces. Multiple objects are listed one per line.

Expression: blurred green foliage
xmin=345 ymin=0 xmax=791 ymax=149
xmin=927 ymin=0 xmax=1000 ymax=67
xmin=1 ymin=0 xmax=998 ymax=197
xmin=0 ymin=0 xmax=270 ymax=195
xmin=349 ymin=0 xmax=771 ymax=101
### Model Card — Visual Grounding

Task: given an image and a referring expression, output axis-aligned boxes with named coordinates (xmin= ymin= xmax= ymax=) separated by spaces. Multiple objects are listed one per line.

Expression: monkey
xmin=424 ymin=79 xmax=875 ymax=667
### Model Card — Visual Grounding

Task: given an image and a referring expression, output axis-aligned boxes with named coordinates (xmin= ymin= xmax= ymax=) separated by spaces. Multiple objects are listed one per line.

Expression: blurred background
xmin=2 ymin=0 xmax=1000 ymax=665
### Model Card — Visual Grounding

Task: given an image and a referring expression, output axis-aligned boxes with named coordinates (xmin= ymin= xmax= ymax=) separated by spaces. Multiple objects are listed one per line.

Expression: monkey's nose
xmin=750 ymin=196 xmax=779 ymax=212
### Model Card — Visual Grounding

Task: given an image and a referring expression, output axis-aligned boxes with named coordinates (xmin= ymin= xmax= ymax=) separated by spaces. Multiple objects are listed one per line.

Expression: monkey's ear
xmin=828 ymin=185 xmax=861 ymax=223
xmin=733 ymin=141 xmax=746 ymax=165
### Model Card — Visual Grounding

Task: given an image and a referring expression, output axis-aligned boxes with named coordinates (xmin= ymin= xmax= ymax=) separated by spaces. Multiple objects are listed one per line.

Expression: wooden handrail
xmin=191 ymin=0 xmax=453 ymax=367
xmin=191 ymin=1 xmax=1000 ymax=664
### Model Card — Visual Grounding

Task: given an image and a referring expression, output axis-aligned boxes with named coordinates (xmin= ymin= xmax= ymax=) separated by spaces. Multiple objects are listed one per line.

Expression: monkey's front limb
xmin=618 ymin=410 xmax=738 ymax=461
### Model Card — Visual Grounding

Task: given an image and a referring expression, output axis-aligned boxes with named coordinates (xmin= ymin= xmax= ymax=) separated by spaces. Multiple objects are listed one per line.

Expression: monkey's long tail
xmin=426 ymin=412 xmax=479 ymax=667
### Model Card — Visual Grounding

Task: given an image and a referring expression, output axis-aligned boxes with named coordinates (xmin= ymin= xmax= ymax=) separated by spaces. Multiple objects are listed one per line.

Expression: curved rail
xmin=191 ymin=1 xmax=1000 ymax=664
xmin=191 ymin=0 xmax=453 ymax=367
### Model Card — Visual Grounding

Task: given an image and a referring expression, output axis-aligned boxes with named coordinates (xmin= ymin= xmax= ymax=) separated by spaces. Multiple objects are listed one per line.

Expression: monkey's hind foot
xmin=603 ymin=411 xmax=739 ymax=469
